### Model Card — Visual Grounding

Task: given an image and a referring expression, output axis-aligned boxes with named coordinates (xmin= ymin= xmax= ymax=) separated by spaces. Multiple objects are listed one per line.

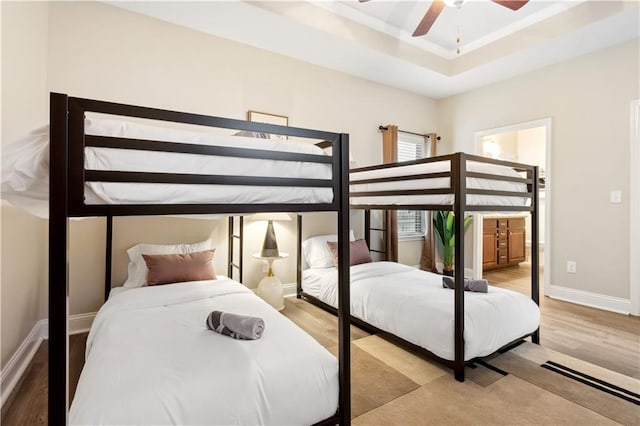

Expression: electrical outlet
xmin=566 ymin=261 xmax=577 ymax=274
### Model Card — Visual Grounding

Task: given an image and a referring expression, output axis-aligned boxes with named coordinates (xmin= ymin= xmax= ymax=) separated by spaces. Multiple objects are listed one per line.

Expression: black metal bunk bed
xmin=297 ymin=152 xmax=540 ymax=382
xmin=48 ymin=93 xmax=351 ymax=425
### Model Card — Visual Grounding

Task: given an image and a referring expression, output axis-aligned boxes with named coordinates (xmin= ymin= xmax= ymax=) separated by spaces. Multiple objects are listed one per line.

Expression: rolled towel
xmin=206 ymin=311 xmax=265 ymax=340
xmin=442 ymin=276 xmax=488 ymax=293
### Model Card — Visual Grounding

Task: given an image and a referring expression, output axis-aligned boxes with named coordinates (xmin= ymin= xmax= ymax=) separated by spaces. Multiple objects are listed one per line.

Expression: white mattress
xmin=1 ymin=118 xmax=333 ymax=218
xmin=302 ymin=262 xmax=540 ymax=361
xmin=70 ymin=279 xmax=338 ymax=425
xmin=350 ymin=160 xmax=530 ymax=207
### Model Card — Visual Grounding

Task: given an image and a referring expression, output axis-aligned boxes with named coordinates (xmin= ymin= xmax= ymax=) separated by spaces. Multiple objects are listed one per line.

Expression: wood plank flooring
xmin=484 ymin=262 xmax=640 ymax=379
xmin=1 ymin=333 xmax=87 ymax=426
xmin=2 ymin=265 xmax=638 ymax=423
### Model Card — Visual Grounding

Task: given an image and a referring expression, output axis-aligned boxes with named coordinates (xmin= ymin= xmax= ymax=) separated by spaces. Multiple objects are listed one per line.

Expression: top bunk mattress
xmin=350 ymin=159 xmax=530 ymax=207
xmin=1 ymin=117 xmax=333 ymax=218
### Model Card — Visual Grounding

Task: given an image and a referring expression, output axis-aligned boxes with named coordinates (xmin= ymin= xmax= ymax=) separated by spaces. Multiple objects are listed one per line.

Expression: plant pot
xmin=442 ymin=269 xmax=454 ymax=277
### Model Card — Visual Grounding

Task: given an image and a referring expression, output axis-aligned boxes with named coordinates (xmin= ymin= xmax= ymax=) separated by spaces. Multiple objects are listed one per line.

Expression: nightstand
xmin=252 ymin=252 xmax=288 ymax=311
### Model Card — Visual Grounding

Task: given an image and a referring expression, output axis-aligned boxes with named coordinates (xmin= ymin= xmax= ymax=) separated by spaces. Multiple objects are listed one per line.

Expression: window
xmin=397 ymin=133 xmax=430 ymax=238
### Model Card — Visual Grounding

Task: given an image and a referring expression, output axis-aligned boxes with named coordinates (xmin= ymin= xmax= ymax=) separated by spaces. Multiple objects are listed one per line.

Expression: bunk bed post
xmin=238 ymin=216 xmax=244 ymax=283
xmin=337 ymin=133 xmax=351 ymax=425
xmin=364 ymin=209 xmax=371 ymax=249
xmin=104 ymin=215 xmax=113 ymax=301
xmin=228 ymin=217 xmax=233 ymax=278
xmin=49 ymin=92 xmax=70 ymax=425
xmin=531 ymin=166 xmax=540 ymax=344
xmin=453 ymin=153 xmax=466 ymax=382
xmin=297 ymin=214 xmax=303 ymax=298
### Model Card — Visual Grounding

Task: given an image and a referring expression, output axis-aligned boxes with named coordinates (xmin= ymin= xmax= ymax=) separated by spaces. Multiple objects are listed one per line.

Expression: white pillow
xmin=302 ymin=231 xmax=355 ymax=269
xmin=123 ymin=239 xmax=214 ymax=288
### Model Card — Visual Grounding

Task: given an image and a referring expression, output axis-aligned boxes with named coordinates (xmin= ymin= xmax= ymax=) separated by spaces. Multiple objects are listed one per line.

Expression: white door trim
xmin=630 ymin=100 xmax=640 ymax=316
xmin=472 ymin=118 xmax=552 ymax=297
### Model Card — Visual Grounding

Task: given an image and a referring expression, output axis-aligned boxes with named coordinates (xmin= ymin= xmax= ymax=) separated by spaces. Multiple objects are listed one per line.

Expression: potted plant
xmin=433 ymin=211 xmax=472 ymax=276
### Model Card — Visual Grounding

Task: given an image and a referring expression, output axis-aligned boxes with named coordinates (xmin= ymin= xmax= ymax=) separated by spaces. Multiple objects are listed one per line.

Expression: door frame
xmin=472 ymin=118 xmax=552 ymax=296
xmin=630 ymin=100 xmax=640 ymax=316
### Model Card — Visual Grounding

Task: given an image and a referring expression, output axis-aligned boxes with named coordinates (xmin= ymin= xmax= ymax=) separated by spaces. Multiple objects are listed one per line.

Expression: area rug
xmin=350 ymin=336 xmax=639 ymax=425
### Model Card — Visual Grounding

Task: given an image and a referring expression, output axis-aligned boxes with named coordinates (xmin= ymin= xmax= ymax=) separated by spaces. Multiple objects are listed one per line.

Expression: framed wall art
xmin=248 ymin=110 xmax=289 ymax=140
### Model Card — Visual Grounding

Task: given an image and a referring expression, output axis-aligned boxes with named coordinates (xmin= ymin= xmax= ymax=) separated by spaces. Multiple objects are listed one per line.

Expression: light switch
xmin=610 ymin=190 xmax=622 ymax=204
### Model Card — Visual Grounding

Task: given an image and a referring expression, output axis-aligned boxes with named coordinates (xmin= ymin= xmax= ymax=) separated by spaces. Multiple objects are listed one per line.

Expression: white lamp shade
xmin=249 ymin=213 xmax=291 ymax=222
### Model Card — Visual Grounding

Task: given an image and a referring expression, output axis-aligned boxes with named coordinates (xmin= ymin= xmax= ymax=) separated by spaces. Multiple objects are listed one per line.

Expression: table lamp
xmin=250 ymin=213 xmax=291 ymax=311
xmin=251 ymin=213 xmax=291 ymax=257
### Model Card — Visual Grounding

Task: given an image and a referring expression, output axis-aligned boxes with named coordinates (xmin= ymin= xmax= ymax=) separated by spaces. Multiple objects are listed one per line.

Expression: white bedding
xmin=302 ymin=262 xmax=540 ymax=361
xmin=350 ymin=160 xmax=530 ymax=207
xmin=1 ymin=118 xmax=333 ymax=218
xmin=70 ymin=279 xmax=338 ymax=426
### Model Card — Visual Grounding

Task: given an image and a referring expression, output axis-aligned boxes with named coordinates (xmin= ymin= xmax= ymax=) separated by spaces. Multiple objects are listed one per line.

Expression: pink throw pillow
xmin=326 ymin=239 xmax=372 ymax=267
xmin=142 ymin=249 xmax=216 ymax=286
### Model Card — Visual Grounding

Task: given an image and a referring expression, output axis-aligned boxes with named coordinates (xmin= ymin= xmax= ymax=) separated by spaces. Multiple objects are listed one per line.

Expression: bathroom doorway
xmin=472 ymin=118 xmax=551 ymax=295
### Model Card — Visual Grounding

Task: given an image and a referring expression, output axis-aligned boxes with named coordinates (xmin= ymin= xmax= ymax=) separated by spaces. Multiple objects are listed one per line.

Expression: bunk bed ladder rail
xmin=227 ymin=216 xmax=244 ymax=283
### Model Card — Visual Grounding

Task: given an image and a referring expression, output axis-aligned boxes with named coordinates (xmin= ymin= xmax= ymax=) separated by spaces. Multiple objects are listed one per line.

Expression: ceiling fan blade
xmin=412 ymin=0 xmax=445 ymax=37
xmin=491 ymin=0 xmax=529 ymax=11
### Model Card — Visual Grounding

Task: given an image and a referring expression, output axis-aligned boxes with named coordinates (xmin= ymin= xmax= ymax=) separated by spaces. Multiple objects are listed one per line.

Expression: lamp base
xmin=257 ymin=275 xmax=284 ymax=311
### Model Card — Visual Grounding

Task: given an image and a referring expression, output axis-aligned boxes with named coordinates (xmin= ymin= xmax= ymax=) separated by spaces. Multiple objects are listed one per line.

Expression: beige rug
xmin=350 ymin=336 xmax=640 ymax=425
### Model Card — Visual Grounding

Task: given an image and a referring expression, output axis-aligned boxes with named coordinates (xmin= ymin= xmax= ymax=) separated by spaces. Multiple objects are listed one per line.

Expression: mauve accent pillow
xmin=326 ymin=239 xmax=372 ymax=267
xmin=142 ymin=249 xmax=216 ymax=286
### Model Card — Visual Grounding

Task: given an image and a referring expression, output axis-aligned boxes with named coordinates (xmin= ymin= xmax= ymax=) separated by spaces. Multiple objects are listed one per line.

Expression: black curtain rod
xmin=378 ymin=125 xmax=441 ymax=140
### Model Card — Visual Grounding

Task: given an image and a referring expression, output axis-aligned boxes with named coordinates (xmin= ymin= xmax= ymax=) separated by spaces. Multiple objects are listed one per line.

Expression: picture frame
xmin=248 ymin=110 xmax=289 ymax=140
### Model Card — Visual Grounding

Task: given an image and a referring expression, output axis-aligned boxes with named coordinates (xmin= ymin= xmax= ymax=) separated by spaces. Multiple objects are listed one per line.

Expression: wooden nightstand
xmin=252 ymin=252 xmax=288 ymax=311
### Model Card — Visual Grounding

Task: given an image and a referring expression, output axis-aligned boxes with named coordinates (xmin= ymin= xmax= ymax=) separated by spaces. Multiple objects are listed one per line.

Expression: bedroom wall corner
xmin=0 ymin=1 xmax=49 ymax=369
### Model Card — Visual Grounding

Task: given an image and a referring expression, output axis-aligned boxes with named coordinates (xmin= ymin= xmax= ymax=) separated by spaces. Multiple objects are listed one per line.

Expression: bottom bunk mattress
xmin=302 ymin=261 xmax=540 ymax=361
xmin=70 ymin=279 xmax=338 ymax=425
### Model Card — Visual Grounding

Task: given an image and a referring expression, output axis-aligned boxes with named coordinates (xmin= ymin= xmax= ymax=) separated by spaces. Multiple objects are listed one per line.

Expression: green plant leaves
xmin=432 ymin=211 xmax=473 ymax=269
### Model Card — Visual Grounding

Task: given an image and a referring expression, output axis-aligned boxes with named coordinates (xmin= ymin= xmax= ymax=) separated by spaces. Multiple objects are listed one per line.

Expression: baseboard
xmin=1 ymin=312 xmax=96 ymax=408
xmin=282 ymin=282 xmax=297 ymax=298
xmin=548 ymin=284 xmax=631 ymax=315
xmin=0 ymin=319 xmax=45 ymax=408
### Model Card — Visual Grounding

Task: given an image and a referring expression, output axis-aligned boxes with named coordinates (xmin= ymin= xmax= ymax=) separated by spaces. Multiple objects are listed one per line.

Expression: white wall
xmin=44 ymin=1 xmax=436 ymax=315
xmin=0 ymin=1 xmax=49 ymax=368
xmin=438 ymin=39 xmax=639 ymax=299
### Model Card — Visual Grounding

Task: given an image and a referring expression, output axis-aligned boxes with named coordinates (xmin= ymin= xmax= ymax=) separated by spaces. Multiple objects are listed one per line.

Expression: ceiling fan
xmin=359 ymin=0 xmax=529 ymax=37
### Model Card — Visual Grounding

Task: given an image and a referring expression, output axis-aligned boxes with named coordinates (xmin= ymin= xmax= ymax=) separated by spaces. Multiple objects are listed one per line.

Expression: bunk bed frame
xmin=48 ymin=93 xmax=351 ymax=425
xmin=297 ymin=152 xmax=540 ymax=382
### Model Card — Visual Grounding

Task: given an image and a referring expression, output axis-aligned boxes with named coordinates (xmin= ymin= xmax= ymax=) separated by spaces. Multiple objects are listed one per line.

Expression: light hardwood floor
xmin=2 ymin=264 xmax=638 ymax=423
xmin=484 ymin=262 xmax=640 ymax=379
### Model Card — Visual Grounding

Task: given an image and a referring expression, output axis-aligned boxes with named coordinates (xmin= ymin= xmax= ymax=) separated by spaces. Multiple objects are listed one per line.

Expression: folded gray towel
xmin=442 ymin=276 xmax=488 ymax=293
xmin=206 ymin=311 xmax=265 ymax=340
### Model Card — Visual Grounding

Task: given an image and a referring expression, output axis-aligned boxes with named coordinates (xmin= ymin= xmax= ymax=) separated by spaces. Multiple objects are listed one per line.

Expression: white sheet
xmin=70 ymin=279 xmax=338 ymax=426
xmin=302 ymin=262 xmax=540 ymax=361
xmin=350 ymin=160 xmax=530 ymax=207
xmin=1 ymin=118 xmax=333 ymax=218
